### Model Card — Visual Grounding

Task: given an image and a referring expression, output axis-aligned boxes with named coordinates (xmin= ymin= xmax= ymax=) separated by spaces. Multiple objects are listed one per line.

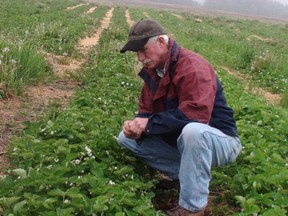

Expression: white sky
xmin=273 ymin=0 xmax=288 ymax=5
xmin=194 ymin=0 xmax=288 ymax=6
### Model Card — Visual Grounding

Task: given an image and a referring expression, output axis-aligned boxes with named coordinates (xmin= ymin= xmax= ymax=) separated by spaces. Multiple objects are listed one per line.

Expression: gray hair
xmin=147 ymin=34 xmax=169 ymax=45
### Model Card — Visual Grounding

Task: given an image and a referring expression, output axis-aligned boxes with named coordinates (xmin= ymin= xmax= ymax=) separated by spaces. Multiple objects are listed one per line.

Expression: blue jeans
xmin=118 ymin=122 xmax=242 ymax=212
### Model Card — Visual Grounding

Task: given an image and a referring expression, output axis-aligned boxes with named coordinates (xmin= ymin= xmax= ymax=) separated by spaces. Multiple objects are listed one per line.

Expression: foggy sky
xmin=109 ymin=0 xmax=288 ymax=21
xmin=191 ymin=0 xmax=288 ymax=21
xmin=195 ymin=0 xmax=288 ymax=5
xmin=269 ymin=0 xmax=288 ymax=5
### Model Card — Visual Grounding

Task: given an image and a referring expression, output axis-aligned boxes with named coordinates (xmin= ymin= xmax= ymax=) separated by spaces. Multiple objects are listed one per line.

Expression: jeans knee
xmin=181 ymin=123 xmax=204 ymax=143
xmin=118 ymin=131 xmax=127 ymax=147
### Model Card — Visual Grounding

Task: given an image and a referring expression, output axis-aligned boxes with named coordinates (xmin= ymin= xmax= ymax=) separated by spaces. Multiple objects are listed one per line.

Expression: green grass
xmin=0 ymin=41 xmax=50 ymax=97
xmin=0 ymin=2 xmax=287 ymax=215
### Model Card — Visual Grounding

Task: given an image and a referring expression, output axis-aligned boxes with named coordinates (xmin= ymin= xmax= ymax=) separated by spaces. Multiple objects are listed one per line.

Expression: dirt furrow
xmin=125 ymin=9 xmax=134 ymax=27
xmin=78 ymin=8 xmax=114 ymax=53
xmin=222 ymin=66 xmax=281 ymax=105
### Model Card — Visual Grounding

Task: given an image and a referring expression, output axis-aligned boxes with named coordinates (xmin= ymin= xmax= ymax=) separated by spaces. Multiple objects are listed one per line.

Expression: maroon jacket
xmin=136 ymin=39 xmax=238 ymax=145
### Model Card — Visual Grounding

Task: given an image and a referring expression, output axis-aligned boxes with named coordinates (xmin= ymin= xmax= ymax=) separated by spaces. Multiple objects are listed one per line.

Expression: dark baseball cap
xmin=120 ymin=19 xmax=166 ymax=53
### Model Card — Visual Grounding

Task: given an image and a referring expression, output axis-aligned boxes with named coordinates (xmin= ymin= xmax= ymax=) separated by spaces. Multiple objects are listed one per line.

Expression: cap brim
xmin=120 ymin=38 xmax=149 ymax=53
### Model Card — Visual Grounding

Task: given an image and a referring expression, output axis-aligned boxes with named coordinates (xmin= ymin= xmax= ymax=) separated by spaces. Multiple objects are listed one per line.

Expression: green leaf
xmin=92 ymin=195 xmax=110 ymax=212
xmin=133 ymin=204 xmax=152 ymax=214
xmin=48 ymin=188 xmax=66 ymax=197
xmin=235 ymin=195 xmax=246 ymax=205
xmin=119 ymin=196 xmax=135 ymax=206
xmin=262 ymin=206 xmax=287 ymax=216
xmin=56 ymin=207 xmax=74 ymax=215
xmin=13 ymin=200 xmax=26 ymax=214
xmin=114 ymin=166 xmax=133 ymax=175
xmin=88 ymin=176 xmax=98 ymax=188
xmin=12 ymin=169 xmax=27 ymax=178
xmin=92 ymin=204 xmax=108 ymax=212
xmin=43 ymin=198 xmax=57 ymax=209
xmin=244 ymin=204 xmax=260 ymax=214
xmin=271 ymin=153 xmax=285 ymax=163
xmin=0 ymin=197 xmax=21 ymax=208
xmin=246 ymin=198 xmax=256 ymax=206
xmin=244 ymin=149 xmax=267 ymax=163
xmin=67 ymin=192 xmax=84 ymax=199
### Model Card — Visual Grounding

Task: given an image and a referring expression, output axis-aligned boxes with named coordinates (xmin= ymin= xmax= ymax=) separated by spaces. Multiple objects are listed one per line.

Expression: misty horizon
xmin=193 ymin=0 xmax=288 ymax=6
xmin=110 ymin=0 xmax=288 ymax=21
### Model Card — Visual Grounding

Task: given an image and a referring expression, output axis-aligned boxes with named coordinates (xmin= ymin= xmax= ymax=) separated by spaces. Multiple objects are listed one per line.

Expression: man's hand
xmin=122 ymin=117 xmax=148 ymax=139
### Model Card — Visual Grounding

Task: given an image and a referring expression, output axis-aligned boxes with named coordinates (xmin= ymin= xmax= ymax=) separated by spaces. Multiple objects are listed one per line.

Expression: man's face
xmin=136 ymin=37 xmax=166 ymax=70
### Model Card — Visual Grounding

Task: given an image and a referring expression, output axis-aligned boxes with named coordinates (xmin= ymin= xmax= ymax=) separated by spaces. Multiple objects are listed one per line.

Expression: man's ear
xmin=158 ymin=36 xmax=166 ymax=48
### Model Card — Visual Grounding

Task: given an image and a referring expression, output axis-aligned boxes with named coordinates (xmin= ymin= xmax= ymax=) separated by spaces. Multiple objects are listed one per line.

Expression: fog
xmin=270 ymin=0 xmax=288 ymax=5
xmin=165 ymin=0 xmax=288 ymax=20
xmin=191 ymin=0 xmax=288 ymax=5
xmin=195 ymin=0 xmax=288 ymax=20
xmin=113 ymin=0 xmax=288 ymax=21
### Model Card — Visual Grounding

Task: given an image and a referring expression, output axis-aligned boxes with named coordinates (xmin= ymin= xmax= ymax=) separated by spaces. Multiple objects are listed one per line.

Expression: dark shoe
xmin=155 ymin=179 xmax=180 ymax=191
xmin=204 ymin=206 xmax=213 ymax=216
xmin=152 ymin=193 xmax=179 ymax=211
xmin=166 ymin=205 xmax=204 ymax=216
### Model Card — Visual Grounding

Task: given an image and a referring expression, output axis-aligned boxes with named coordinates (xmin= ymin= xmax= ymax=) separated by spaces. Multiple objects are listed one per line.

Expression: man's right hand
xmin=123 ymin=117 xmax=149 ymax=139
xmin=123 ymin=120 xmax=137 ymax=139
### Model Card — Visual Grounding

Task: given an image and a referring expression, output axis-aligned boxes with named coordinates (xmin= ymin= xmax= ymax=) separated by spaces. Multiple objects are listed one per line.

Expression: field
xmin=0 ymin=0 xmax=287 ymax=215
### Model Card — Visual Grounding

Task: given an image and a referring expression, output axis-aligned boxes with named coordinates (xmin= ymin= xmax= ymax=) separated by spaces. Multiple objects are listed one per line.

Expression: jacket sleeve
xmin=144 ymin=109 xmax=192 ymax=135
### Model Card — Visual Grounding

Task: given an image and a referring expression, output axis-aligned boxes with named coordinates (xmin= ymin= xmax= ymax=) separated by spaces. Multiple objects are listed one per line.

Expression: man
xmin=118 ymin=19 xmax=242 ymax=216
